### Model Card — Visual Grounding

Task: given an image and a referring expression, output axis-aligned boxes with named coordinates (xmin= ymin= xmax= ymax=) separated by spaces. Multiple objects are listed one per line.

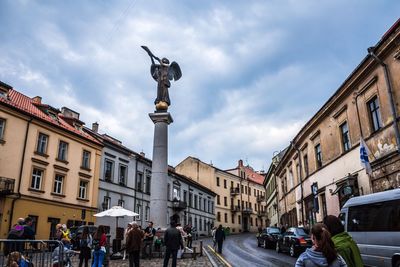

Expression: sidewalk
xmin=105 ymin=256 xmax=213 ymax=267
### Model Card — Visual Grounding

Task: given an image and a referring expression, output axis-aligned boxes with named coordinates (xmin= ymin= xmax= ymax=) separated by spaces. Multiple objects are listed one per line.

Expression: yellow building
xmin=0 ymin=81 xmax=102 ymax=239
xmin=175 ymin=157 xmax=266 ymax=233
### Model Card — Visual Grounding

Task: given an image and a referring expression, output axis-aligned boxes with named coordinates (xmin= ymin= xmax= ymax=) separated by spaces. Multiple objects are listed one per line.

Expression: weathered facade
xmin=0 ymin=83 xmax=102 ymax=239
xmin=175 ymin=157 xmax=266 ymax=233
xmin=275 ymin=19 xmax=400 ymax=227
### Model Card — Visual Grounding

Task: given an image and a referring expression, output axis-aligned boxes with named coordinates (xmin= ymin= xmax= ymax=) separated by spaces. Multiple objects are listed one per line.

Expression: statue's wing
xmin=150 ymin=64 xmax=159 ymax=81
xmin=168 ymin=62 xmax=182 ymax=81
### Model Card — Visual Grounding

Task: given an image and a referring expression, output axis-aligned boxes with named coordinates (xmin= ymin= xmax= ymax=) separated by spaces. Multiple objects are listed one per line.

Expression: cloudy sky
xmin=0 ymin=1 xmax=399 ymax=171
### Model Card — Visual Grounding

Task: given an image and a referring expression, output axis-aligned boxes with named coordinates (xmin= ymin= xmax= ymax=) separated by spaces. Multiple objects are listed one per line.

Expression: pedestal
xmin=149 ymin=112 xmax=173 ymax=229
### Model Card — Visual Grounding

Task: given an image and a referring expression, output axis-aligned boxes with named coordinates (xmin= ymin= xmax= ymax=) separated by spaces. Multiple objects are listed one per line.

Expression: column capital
xmin=149 ymin=112 xmax=174 ymax=125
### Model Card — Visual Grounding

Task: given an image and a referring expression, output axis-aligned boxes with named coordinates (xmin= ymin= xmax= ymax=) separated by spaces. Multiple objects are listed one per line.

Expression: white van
xmin=339 ymin=188 xmax=400 ymax=267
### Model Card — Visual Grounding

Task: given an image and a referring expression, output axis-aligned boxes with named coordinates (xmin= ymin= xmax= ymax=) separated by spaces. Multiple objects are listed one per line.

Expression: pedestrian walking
xmin=126 ymin=222 xmax=144 ymax=267
xmin=176 ymin=223 xmax=187 ymax=258
xmin=323 ymin=215 xmax=363 ymax=267
xmin=211 ymin=227 xmax=217 ymax=250
xmin=78 ymin=227 xmax=92 ymax=267
xmin=143 ymin=221 xmax=156 ymax=259
xmin=163 ymin=221 xmax=184 ymax=267
xmin=91 ymin=225 xmax=107 ymax=267
xmin=295 ymin=223 xmax=347 ymax=267
xmin=215 ymin=225 xmax=225 ymax=254
xmin=184 ymin=224 xmax=192 ymax=248
xmin=123 ymin=223 xmax=133 ymax=260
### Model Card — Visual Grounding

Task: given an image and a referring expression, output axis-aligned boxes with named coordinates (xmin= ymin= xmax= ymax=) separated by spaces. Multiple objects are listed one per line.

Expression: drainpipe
xmin=290 ymin=141 xmax=305 ymax=225
xmin=9 ymin=117 xmax=32 ymax=231
xmin=368 ymin=47 xmax=400 ymax=153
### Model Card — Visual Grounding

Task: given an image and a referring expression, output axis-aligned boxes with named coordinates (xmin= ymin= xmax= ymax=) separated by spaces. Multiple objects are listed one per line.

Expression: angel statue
xmin=141 ymin=46 xmax=182 ymax=111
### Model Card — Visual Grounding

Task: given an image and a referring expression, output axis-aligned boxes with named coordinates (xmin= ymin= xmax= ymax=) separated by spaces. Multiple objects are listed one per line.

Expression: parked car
xmin=71 ymin=225 xmax=98 ymax=250
xmin=340 ymin=188 xmax=400 ymax=267
xmin=257 ymin=227 xmax=281 ymax=249
xmin=276 ymin=227 xmax=312 ymax=257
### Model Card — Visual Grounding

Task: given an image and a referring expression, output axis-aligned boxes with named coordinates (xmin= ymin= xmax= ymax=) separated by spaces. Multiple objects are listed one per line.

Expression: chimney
xmin=238 ymin=159 xmax=243 ymax=167
xmin=32 ymin=96 xmax=42 ymax=104
xmin=92 ymin=122 xmax=99 ymax=133
xmin=0 ymin=81 xmax=12 ymax=98
xmin=140 ymin=151 xmax=145 ymax=157
xmin=61 ymin=107 xmax=80 ymax=120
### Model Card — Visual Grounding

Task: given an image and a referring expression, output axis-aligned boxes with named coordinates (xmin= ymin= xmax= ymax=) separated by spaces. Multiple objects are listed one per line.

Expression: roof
xmin=342 ymin=188 xmax=400 ymax=208
xmin=226 ymin=160 xmax=265 ymax=185
xmin=0 ymin=88 xmax=101 ymax=145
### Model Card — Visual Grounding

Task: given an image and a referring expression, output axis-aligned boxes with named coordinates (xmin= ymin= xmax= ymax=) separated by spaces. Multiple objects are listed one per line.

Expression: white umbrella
xmin=94 ymin=206 xmax=139 ymax=218
xmin=93 ymin=206 xmax=139 ymax=235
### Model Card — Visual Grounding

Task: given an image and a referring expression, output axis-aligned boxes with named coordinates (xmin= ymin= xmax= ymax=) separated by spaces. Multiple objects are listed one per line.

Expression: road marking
xmin=207 ymin=245 xmax=233 ymax=267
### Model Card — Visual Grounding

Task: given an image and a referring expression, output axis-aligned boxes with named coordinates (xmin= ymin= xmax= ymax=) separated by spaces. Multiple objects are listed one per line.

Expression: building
xmin=274 ymin=19 xmax=400 ymax=227
xmin=175 ymin=157 xmax=266 ymax=233
xmin=0 ymin=82 xmax=102 ymax=239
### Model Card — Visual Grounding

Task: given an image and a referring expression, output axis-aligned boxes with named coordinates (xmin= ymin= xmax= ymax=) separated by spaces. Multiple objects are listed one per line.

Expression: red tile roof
xmin=0 ymin=89 xmax=101 ymax=145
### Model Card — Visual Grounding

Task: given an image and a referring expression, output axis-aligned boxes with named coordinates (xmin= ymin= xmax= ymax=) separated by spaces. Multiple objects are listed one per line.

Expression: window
xmin=368 ymin=96 xmax=382 ymax=132
xmin=224 ymin=179 xmax=227 ymax=188
xmin=217 ymin=212 xmax=221 ymax=222
xmin=189 ymin=192 xmax=193 ymax=207
xmin=118 ymin=164 xmax=127 ymax=185
xmin=183 ymin=191 xmax=187 ymax=203
xmin=118 ymin=199 xmax=124 ymax=208
xmin=103 ymin=196 xmax=111 ymax=210
xmin=199 ymin=196 xmax=202 ymax=210
xmin=340 ymin=122 xmax=351 ymax=152
xmin=231 ymin=214 xmax=235 ymax=224
xmin=238 ymin=215 xmax=241 ymax=224
xmin=347 ymin=200 xmax=400 ymax=232
xmin=31 ymin=168 xmax=43 ymax=190
xmin=53 ymin=174 xmax=64 ymax=194
xmin=249 ymin=187 xmax=251 ymax=196
xmin=224 ymin=197 xmax=227 ymax=207
xmin=145 ymin=206 xmax=150 ymax=221
xmin=224 ymin=213 xmax=228 ymax=223
xmin=303 ymin=154 xmax=309 ymax=177
xmin=136 ymin=172 xmax=143 ymax=191
xmin=254 ymin=189 xmax=256 ymax=196
xmin=216 ymin=177 xmax=220 ymax=186
xmin=104 ymin=160 xmax=114 ymax=181
xmin=82 ymin=150 xmax=91 ymax=169
xmin=296 ymin=164 xmax=301 ymax=182
xmin=36 ymin=133 xmax=48 ymax=154
xmin=199 ymin=218 xmax=202 ymax=231
xmin=204 ymin=199 xmax=206 ymax=211
xmin=145 ymin=172 xmax=151 ymax=193
xmin=79 ymin=180 xmax=88 ymax=199
xmin=289 ymin=170 xmax=294 ymax=189
xmin=282 ymin=176 xmax=287 ymax=194
xmin=57 ymin=141 xmax=68 ymax=161
xmin=194 ymin=195 xmax=198 ymax=209
xmin=320 ymin=193 xmax=327 ymax=219
xmin=315 ymin=144 xmax=322 ymax=168
xmin=250 ymin=217 xmax=253 ymax=226
xmin=217 ymin=195 xmax=220 ymax=205
xmin=173 ymin=186 xmax=180 ymax=200
xmin=211 ymin=202 xmax=214 ymax=213
xmin=0 ymin=118 xmax=5 ymax=140
xmin=136 ymin=204 xmax=141 ymax=220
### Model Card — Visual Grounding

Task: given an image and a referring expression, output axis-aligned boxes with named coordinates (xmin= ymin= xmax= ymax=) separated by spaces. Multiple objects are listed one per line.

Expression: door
xmin=243 ymin=217 xmax=249 ymax=232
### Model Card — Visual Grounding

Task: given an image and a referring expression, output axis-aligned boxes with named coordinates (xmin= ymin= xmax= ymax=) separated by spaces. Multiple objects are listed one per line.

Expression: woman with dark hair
xmin=295 ymin=223 xmax=347 ymax=267
xmin=91 ymin=225 xmax=107 ymax=267
xmin=79 ymin=227 xmax=92 ymax=267
xmin=323 ymin=215 xmax=363 ymax=267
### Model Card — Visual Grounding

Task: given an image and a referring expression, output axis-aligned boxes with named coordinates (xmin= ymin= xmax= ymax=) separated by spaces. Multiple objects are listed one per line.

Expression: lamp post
xmin=272 ymin=151 xmax=281 ymax=226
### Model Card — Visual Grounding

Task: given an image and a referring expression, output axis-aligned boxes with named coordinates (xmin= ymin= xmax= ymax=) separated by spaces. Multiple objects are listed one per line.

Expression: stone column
xmin=149 ymin=112 xmax=173 ymax=229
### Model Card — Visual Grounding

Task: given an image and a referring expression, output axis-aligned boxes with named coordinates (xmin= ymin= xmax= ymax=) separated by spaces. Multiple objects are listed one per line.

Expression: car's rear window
xmin=268 ymin=228 xmax=280 ymax=234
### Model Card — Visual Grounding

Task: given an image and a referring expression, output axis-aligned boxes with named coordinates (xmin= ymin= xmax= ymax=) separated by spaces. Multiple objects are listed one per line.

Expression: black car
xmin=257 ymin=227 xmax=281 ymax=249
xmin=276 ymin=227 xmax=312 ymax=257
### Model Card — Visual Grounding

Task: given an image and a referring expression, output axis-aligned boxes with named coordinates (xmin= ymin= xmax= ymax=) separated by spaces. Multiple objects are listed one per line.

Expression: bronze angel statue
xmin=142 ymin=46 xmax=182 ymax=111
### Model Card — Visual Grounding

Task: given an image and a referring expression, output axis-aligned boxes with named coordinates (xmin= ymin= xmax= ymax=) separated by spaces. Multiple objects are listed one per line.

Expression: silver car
xmin=340 ymin=188 xmax=400 ymax=267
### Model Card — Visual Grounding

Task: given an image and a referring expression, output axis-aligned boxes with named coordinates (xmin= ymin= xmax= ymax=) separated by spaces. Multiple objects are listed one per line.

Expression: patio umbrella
xmin=93 ymin=206 xmax=139 ymax=231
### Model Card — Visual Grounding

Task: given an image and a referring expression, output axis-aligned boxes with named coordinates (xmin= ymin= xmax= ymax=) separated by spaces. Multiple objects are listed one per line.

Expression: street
xmin=204 ymin=233 xmax=297 ymax=267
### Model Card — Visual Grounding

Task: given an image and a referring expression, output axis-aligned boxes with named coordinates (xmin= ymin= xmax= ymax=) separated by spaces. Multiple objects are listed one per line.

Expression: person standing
xmin=295 ymin=223 xmax=347 ymax=267
xmin=184 ymin=224 xmax=192 ymax=248
xmin=91 ymin=225 xmax=107 ymax=267
xmin=126 ymin=222 xmax=144 ymax=267
xmin=323 ymin=215 xmax=363 ymax=267
xmin=215 ymin=225 xmax=225 ymax=254
xmin=143 ymin=221 xmax=156 ymax=259
xmin=123 ymin=223 xmax=133 ymax=260
xmin=78 ymin=227 xmax=92 ymax=267
xmin=163 ymin=221 xmax=184 ymax=267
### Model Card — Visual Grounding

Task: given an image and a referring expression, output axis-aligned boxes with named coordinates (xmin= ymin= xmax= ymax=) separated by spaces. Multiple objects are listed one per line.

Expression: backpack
xmin=92 ymin=238 xmax=101 ymax=251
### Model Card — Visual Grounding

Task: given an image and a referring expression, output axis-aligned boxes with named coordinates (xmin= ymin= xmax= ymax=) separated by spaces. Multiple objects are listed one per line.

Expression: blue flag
xmin=360 ymin=138 xmax=372 ymax=175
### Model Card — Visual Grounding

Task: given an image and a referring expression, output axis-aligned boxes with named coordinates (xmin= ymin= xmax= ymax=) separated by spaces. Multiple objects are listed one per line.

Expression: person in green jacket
xmin=323 ymin=215 xmax=363 ymax=267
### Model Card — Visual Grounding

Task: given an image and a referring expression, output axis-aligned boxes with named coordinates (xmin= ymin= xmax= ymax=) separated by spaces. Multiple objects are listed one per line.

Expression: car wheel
xmin=289 ymin=244 xmax=296 ymax=257
xmin=276 ymin=242 xmax=281 ymax=253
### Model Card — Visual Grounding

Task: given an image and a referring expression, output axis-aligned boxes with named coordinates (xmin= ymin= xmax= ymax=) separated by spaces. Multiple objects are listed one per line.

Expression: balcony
xmin=242 ymin=207 xmax=253 ymax=214
xmin=172 ymin=200 xmax=187 ymax=210
xmin=230 ymin=187 xmax=240 ymax=196
xmin=256 ymin=195 xmax=265 ymax=203
xmin=230 ymin=205 xmax=241 ymax=213
xmin=257 ymin=211 xmax=267 ymax=217
xmin=0 ymin=177 xmax=15 ymax=196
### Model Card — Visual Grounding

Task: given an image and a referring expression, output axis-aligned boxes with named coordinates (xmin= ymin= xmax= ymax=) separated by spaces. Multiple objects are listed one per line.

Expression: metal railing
xmin=0 ymin=239 xmax=70 ymax=267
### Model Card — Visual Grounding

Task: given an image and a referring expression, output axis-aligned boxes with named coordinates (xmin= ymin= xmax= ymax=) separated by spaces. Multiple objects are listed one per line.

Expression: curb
xmin=205 ymin=245 xmax=232 ymax=267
